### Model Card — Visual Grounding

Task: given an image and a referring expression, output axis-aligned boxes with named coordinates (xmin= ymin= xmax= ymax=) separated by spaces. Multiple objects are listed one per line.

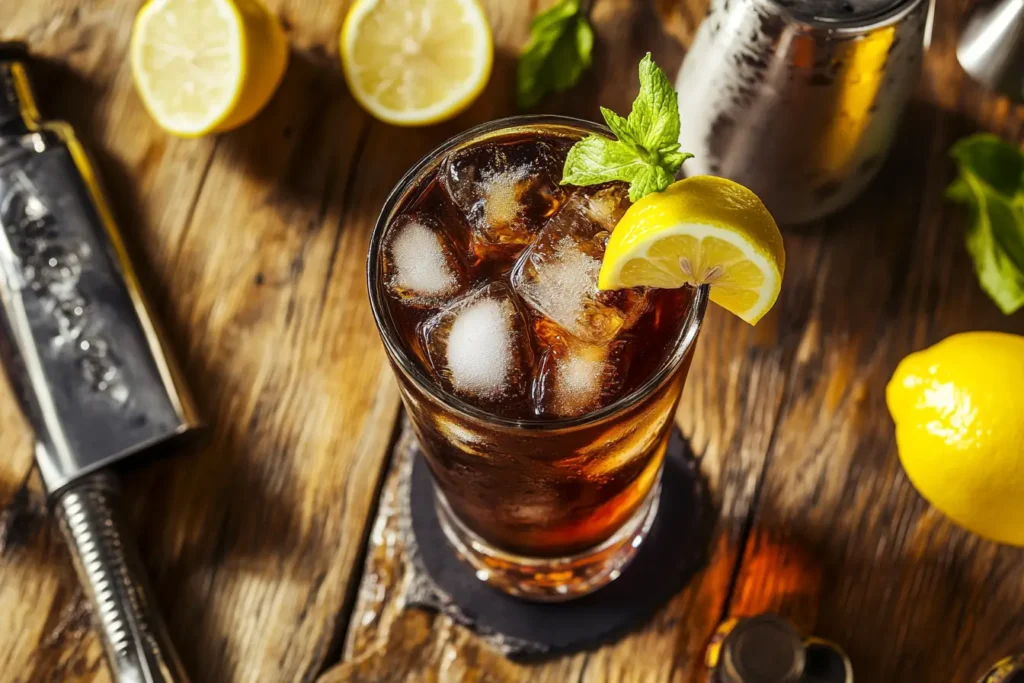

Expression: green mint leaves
xmin=947 ymin=134 xmax=1024 ymax=315
xmin=561 ymin=54 xmax=692 ymax=202
xmin=517 ymin=0 xmax=594 ymax=109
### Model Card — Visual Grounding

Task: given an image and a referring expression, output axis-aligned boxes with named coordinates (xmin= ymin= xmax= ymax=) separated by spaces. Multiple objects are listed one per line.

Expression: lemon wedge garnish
xmin=131 ymin=0 xmax=288 ymax=137
xmin=599 ymin=176 xmax=785 ymax=325
xmin=340 ymin=0 xmax=493 ymax=127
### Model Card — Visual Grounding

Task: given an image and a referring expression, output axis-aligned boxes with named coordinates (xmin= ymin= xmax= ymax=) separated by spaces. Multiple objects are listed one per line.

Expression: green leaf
xmin=626 ymin=164 xmax=677 ymax=202
xmin=947 ymin=133 xmax=1024 ymax=315
xmin=661 ymin=150 xmax=694 ymax=175
xmin=561 ymin=135 xmax=678 ymax=202
xmin=627 ymin=53 xmax=681 ymax=154
xmin=561 ymin=136 xmax=647 ymax=186
xmin=517 ymin=0 xmax=594 ymax=109
xmin=561 ymin=53 xmax=692 ymax=202
xmin=599 ymin=106 xmax=638 ymax=150
xmin=950 ymin=133 xmax=1024 ymax=197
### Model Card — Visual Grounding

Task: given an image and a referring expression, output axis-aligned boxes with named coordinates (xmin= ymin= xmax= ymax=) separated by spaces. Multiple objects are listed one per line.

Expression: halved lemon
xmin=131 ymin=0 xmax=288 ymax=137
xmin=600 ymin=176 xmax=785 ymax=325
xmin=340 ymin=0 xmax=493 ymax=126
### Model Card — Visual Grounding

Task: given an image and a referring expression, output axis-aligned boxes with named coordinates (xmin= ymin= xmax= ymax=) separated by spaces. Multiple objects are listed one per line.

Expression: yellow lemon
xmin=599 ymin=176 xmax=784 ymax=325
xmin=340 ymin=0 xmax=493 ymax=127
xmin=131 ymin=0 xmax=289 ymax=137
xmin=887 ymin=332 xmax=1024 ymax=546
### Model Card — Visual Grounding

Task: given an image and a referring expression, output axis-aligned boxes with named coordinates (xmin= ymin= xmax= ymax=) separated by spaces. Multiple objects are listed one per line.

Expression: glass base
xmin=434 ymin=475 xmax=662 ymax=602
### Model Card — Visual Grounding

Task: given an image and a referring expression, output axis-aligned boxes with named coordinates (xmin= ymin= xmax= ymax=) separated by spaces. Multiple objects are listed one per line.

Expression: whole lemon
xmin=886 ymin=332 xmax=1024 ymax=546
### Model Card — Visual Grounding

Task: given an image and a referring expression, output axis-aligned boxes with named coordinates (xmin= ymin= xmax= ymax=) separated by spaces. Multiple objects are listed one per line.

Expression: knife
xmin=0 ymin=43 xmax=199 ymax=682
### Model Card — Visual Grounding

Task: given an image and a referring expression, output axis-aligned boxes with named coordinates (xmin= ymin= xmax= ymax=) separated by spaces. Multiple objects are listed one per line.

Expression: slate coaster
xmin=397 ymin=423 xmax=711 ymax=659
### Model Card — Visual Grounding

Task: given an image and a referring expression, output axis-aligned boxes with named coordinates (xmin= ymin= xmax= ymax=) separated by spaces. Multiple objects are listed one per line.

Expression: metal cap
xmin=979 ymin=656 xmax=1024 ymax=683
xmin=957 ymin=0 xmax=1024 ymax=101
xmin=719 ymin=615 xmax=807 ymax=683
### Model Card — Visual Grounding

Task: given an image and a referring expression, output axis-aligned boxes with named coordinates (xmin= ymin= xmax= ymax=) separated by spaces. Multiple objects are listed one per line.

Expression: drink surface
xmin=379 ymin=130 xmax=695 ymax=422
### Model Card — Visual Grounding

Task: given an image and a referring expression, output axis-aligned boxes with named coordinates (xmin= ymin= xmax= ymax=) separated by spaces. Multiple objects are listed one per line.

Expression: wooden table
xmin=1 ymin=1 xmax=1022 ymax=681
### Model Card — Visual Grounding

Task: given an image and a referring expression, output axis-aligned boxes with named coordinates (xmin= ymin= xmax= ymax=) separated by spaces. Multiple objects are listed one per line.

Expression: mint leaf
xmin=561 ymin=137 xmax=648 ymax=189
xmin=628 ymin=53 xmax=681 ymax=152
xmin=628 ymin=164 xmax=678 ymax=203
xmin=517 ymin=0 xmax=594 ymax=109
xmin=599 ymin=106 xmax=638 ymax=150
xmin=562 ymin=53 xmax=692 ymax=202
xmin=947 ymin=134 xmax=1024 ymax=314
xmin=662 ymin=150 xmax=695 ymax=171
xmin=950 ymin=134 xmax=1024 ymax=197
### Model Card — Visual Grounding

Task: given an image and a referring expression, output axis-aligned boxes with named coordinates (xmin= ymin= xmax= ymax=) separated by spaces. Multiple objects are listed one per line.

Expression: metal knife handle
xmin=54 ymin=471 xmax=189 ymax=683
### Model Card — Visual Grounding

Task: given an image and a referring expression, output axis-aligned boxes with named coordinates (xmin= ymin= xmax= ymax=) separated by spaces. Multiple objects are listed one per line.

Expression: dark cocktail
xmin=368 ymin=116 xmax=706 ymax=600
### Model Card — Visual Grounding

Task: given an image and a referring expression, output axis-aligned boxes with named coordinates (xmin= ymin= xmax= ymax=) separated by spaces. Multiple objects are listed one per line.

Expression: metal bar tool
xmin=0 ymin=44 xmax=199 ymax=682
xmin=957 ymin=0 xmax=1024 ymax=101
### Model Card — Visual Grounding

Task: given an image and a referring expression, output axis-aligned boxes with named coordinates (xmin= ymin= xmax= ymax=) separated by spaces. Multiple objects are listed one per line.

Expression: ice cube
xmin=533 ymin=338 xmax=629 ymax=418
xmin=512 ymin=188 xmax=648 ymax=345
xmin=575 ymin=184 xmax=632 ymax=233
xmin=439 ymin=139 xmax=568 ymax=260
xmin=382 ymin=214 xmax=466 ymax=303
xmin=421 ymin=283 xmax=533 ymax=403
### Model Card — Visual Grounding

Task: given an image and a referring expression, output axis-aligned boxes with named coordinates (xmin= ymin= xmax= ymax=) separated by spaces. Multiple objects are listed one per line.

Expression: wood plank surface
xmin=0 ymin=1 xmax=405 ymax=681
xmin=723 ymin=5 xmax=1024 ymax=681
xmin=0 ymin=0 xmax=1022 ymax=682
xmin=328 ymin=1 xmax=1024 ymax=682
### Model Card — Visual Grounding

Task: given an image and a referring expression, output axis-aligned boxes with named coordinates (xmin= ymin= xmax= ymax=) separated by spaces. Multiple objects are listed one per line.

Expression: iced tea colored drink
xmin=368 ymin=117 xmax=707 ymax=600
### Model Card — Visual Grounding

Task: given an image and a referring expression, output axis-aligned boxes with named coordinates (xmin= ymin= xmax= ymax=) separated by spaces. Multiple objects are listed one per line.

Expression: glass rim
xmin=366 ymin=114 xmax=709 ymax=431
xmin=763 ymin=0 xmax=926 ymax=32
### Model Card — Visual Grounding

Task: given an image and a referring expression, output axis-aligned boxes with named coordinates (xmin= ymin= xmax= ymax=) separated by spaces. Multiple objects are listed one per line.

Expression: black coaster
xmin=398 ymin=423 xmax=711 ymax=658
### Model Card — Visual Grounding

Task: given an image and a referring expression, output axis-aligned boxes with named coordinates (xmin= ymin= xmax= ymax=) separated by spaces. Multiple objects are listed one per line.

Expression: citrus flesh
xmin=131 ymin=0 xmax=288 ymax=137
xmin=340 ymin=0 xmax=493 ymax=126
xmin=599 ymin=176 xmax=785 ymax=325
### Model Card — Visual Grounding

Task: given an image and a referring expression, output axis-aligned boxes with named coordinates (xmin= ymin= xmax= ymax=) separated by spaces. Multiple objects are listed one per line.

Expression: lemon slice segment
xmin=600 ymin=176 xmax=785 ymax=325
xmin=340 ymin=0 xmax=493 ymax=126
xmin=131 ymin=0 xmax=288 ymax=137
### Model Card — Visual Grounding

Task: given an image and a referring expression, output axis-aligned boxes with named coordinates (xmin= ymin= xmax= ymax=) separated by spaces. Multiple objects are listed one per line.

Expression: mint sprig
xmin=561 ymin=54 xmax=692 ymax=202
xmin=946 ymin=133 xmax=1024 ymax=315
xmin=517 ymin=0 xmax=594 ymax=110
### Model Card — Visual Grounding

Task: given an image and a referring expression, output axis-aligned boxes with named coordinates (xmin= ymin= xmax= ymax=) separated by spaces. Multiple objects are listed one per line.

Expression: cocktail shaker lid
xmin=957 ymin=0 xmax=1024 ymax=101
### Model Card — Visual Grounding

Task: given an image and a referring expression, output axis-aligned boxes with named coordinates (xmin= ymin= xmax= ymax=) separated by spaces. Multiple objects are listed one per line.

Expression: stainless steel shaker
xmin=675 ymin=0 xmax=929 ymax=224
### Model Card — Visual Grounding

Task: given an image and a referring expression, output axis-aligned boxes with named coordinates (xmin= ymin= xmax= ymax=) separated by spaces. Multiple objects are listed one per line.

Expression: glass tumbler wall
xmin=367 ymin=116 xmax=708 ymax=600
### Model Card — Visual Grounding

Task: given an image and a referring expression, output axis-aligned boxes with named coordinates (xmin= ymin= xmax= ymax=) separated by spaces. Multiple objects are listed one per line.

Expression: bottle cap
xmin=719 ymin=614 xmax=806 ymax=683
xmin=979 ymin=656 xmax=1024 ymax=683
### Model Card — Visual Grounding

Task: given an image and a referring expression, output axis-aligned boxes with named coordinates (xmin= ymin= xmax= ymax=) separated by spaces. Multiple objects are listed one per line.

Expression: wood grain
xmin=0 ymin=1 xmax=404 ymax=681
xmin=723 ymin=3 xmax=1024 ymax=681
xmin=0 ymin=0 xmax=1022 ymax=682
xmin=331 ymin=1 xmax=1024 ymax=683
